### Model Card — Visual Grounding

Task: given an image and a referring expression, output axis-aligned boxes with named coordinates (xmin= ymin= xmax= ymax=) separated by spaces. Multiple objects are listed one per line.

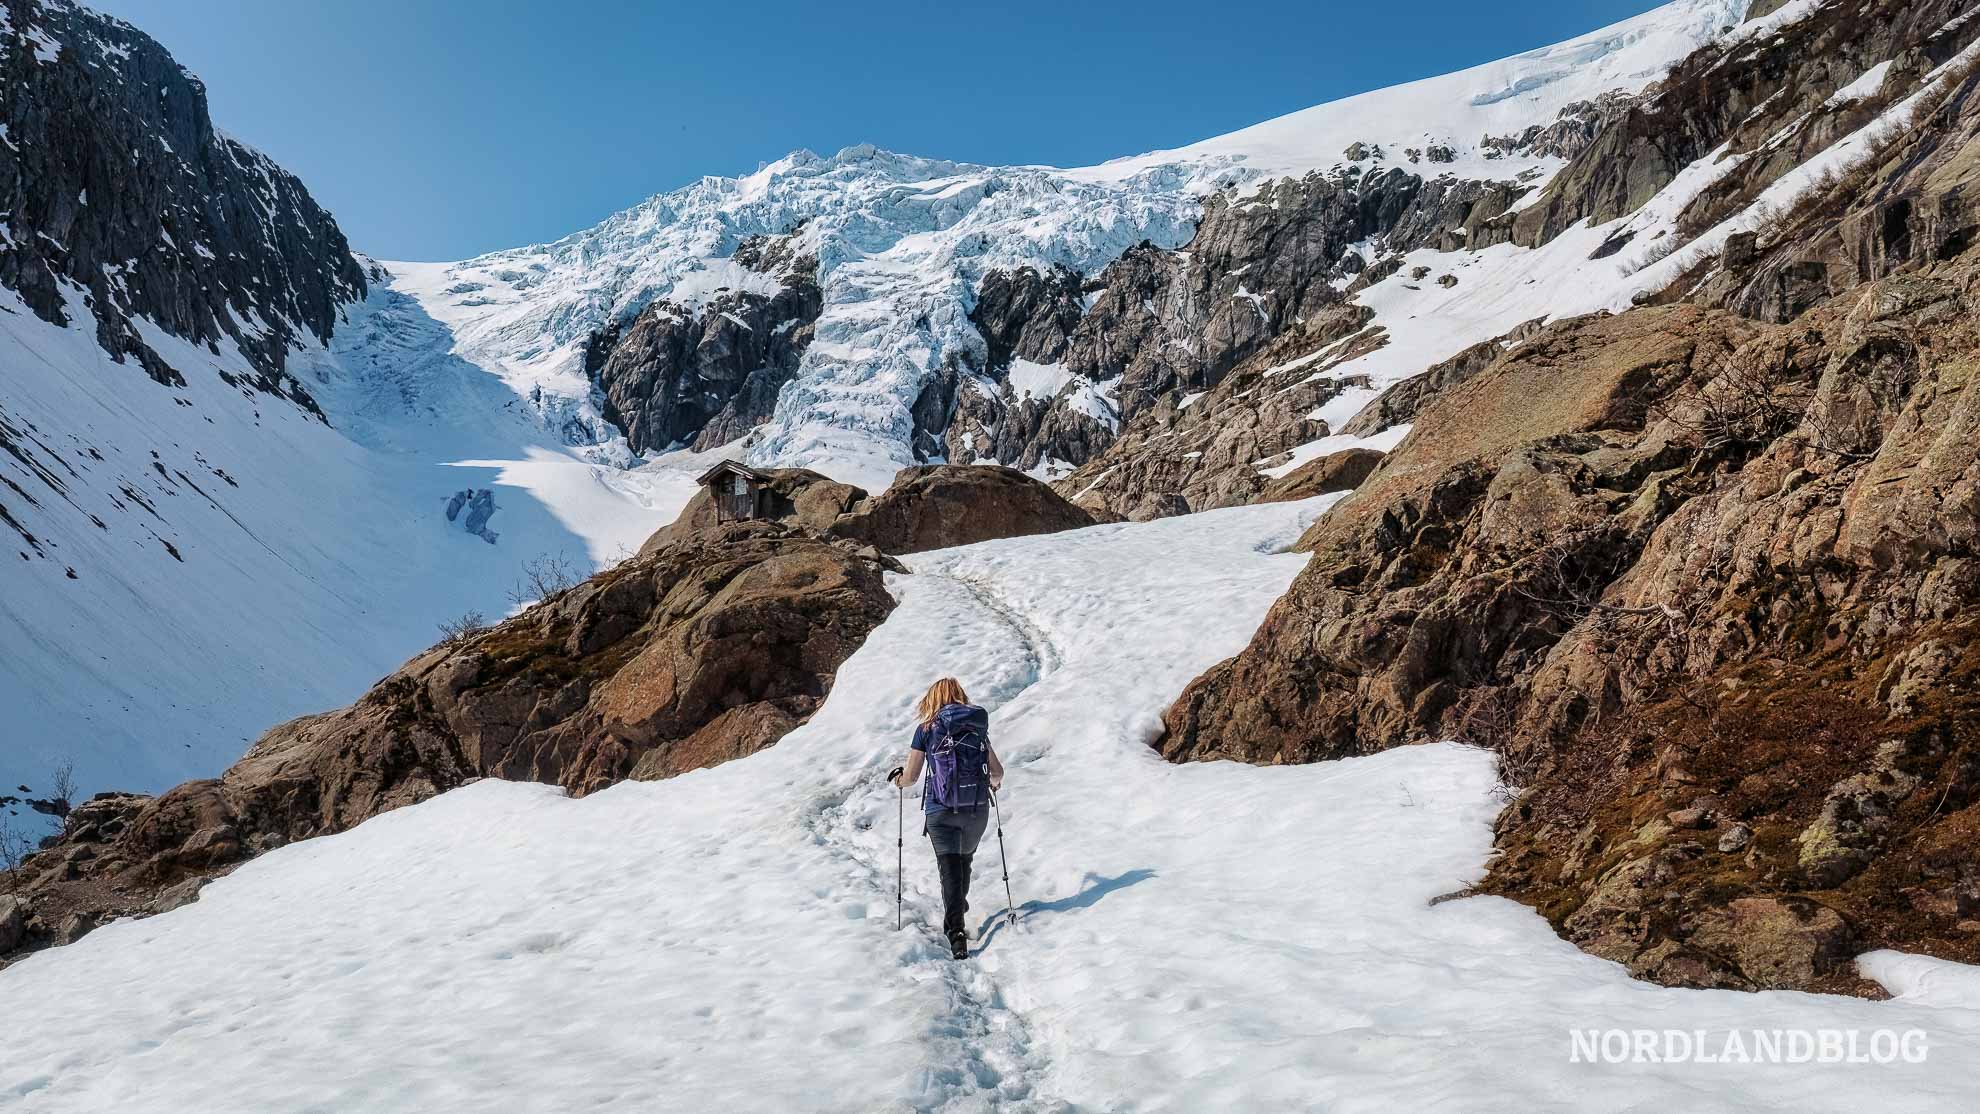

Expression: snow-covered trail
xmin=5 ymin=499 xmax=1980 ymax=1112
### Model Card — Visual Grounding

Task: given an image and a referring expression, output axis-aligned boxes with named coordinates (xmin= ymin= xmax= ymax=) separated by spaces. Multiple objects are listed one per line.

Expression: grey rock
xmin=590 ymin=231 xmax=821 ymax=455
xmin=149 ymin=876 xmax=207 ymax=914
xmin=1666 ymin=807 xmax=1713 ymax=831
xmin=0 ymin=894 xmax=27 ymax=952
xmin=1718 ymin=824 xmax=1754 ymax=853
xmin=1340 ymin=336 xmax=1510 ymax=437
xmin=52 ymin=910 xmax=97 ymax=946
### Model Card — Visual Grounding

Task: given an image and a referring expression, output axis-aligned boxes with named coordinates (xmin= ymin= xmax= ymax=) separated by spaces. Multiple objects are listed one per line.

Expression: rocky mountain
xmin=0 ymin=0 xmax=690 ymax=803
xmin=0 ymin=0 xmax=364 ymax=400
xmin=1159 ymin=0 xmax=1980 ymax=992
xmin=384 ymin=0 xmax=1747 ymax=495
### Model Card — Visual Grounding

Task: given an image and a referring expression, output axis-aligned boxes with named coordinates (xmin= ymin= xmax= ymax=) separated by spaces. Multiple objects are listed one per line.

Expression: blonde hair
xmin=916 ymin=677 xmax=969 ymax=725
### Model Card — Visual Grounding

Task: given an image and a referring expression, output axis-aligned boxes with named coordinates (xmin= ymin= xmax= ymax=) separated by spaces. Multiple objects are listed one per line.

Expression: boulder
xmin=0 ymin=894 xmax=27 ymax=952
xmin=828 ymin=466 xmax=1095 ymax=554
xmin=1256 ymin=448 xmax=1384 ymax=503
xmin=646 ymin=464 xmax=1095 ymax=557
xmin=641 ymin=468 xmax=864 ymax=554
xmin=1683 ymin=897 xmax=1854 ymax=990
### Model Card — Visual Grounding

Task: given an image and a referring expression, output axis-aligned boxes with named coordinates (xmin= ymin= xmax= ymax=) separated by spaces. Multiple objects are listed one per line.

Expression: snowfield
xmin=0 ymin=277 xmax=698 ymax=799
xmin=5 ymin=500 xmax=1976 ymax=1113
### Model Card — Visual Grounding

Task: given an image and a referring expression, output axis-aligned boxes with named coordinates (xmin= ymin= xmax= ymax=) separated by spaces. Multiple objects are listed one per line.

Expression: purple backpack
xmin=925 ymin=703 xmax=991 ymax=810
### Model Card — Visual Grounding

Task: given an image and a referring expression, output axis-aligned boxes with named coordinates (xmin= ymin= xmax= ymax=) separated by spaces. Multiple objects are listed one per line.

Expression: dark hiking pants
xmin=926 ymin=806 xmax=988 ymax=937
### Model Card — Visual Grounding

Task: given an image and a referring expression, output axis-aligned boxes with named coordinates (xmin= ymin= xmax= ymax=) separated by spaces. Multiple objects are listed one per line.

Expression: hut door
xmin=724 ymin=474 xmax=754 ymax=520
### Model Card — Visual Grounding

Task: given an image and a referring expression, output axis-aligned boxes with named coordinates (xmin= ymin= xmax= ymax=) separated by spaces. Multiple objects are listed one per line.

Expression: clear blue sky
xmin=89 ymin=0 xmax=1666 ymax=261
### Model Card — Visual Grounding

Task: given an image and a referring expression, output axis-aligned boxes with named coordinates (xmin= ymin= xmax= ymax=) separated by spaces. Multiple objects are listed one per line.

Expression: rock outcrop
xmin=1256 ymin=447 xmax=1384 ymax=504
xmin=1054 ymin=325 xmax=1386 ymax=520
xmin=589 ymin=231 xmax=822 ymax=454
xmin=0 ymin=522 xmax=897 ymax=965
xmin=829 ymin=465 xmax=1097 ymax=554
xmin=1504 ymin=0 xmax=1977 ymax=256
xmin=646 ymin=463 xmax=1096 ymax=556
xmin=0 ymin=0 xmax=366 ymax=402
xmin=1160 ymin=246 xmax=1980 ymax=992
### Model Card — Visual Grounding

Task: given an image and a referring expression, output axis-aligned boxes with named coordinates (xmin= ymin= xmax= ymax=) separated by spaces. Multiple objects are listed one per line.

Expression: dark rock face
xmin=1054 ymin=324 xmax=1383 ymax=520
xmin=971 ymin=264 xmax=1085 ymax=372
xmin=954 ymin=165 xmax=1528 ymax=492
xmin=0 ymin=0 xmax=365 ymax=401
xmin=590 ymin=232 xmax=821 ymax=454
xmin=1061 ymin=170 xmax=1517 ymax=418
xmin=1504 ymin=0 xmax=1978 ymax=254
xmin=1479 ymin=92 xmax=1635 ymax=165
xmin=1687 ymin=18 xmax=1980 ymax=322
xmin=0 ymin=522 xmax=898 ymax=965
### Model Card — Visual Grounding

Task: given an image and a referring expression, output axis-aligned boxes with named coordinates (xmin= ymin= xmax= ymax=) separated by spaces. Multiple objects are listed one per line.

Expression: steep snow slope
xmin=386 ymin=0 xmax=1749 ymax=491
xmin=1072 ymin=0 xmax=1749 ymax=185
xmin=0 ymin=276 xmax=699 ymax=801
xmin=5 ymin=500 xmax=1975 ymax=1112
xmin=0 ymin=1 xmax=702 ymax=801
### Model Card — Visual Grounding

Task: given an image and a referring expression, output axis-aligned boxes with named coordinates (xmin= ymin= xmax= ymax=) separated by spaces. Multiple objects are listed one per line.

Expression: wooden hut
xmin=696 ymin=461 xmax=772 ymax=524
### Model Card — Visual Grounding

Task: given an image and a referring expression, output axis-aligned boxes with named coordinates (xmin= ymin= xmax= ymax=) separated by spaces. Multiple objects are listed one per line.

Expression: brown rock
xmin=644 ymin=464 xmax=1093 ymax=557
xmin=1159 ymin=303 xmax=1751 ymax=765
xmin=1255 ymin=448 xmax=1384 ymax=503
xmin=827 ymin=465 xmax=1094 ymax=554
xmin=1684 ymin=897 xmax=1853 ymax=990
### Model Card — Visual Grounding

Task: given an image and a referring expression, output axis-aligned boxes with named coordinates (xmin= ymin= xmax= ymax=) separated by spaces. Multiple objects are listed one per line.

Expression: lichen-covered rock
xmin=1255 ymin=448 xmax=1384 ymax=504
xmin=1159 ymin=303 xmax=1749 ymax=765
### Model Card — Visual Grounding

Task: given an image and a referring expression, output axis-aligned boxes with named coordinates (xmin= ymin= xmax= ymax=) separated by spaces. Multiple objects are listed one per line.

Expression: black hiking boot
xmin=947 ymin=929 xmax=969 ymax=960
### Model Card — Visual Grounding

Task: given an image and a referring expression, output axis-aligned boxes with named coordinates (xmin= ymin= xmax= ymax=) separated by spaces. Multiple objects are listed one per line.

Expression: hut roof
xmin=695 ymin=460 xmax=770 ymax=488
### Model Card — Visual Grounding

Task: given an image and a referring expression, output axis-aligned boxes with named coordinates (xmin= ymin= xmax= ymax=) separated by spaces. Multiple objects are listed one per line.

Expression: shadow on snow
xmin=973 ymin=868 xmax=1157 ymax=953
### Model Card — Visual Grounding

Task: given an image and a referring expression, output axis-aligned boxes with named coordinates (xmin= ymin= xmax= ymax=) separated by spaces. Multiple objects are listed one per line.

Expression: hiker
xmin=890 ymin=677 xmax=1003 ymax=959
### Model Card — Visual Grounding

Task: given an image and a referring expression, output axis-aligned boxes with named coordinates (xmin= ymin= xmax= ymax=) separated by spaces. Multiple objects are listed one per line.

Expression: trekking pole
xmin=988 ymin=786 xmax=1017 ymax=930
xmin=889 ymin=767 xmax=904 ymax=931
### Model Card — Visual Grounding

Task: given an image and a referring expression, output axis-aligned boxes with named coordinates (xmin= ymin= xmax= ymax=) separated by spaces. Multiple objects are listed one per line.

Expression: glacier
xmin=381 ymin=0 xmax=1749 ymax=492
